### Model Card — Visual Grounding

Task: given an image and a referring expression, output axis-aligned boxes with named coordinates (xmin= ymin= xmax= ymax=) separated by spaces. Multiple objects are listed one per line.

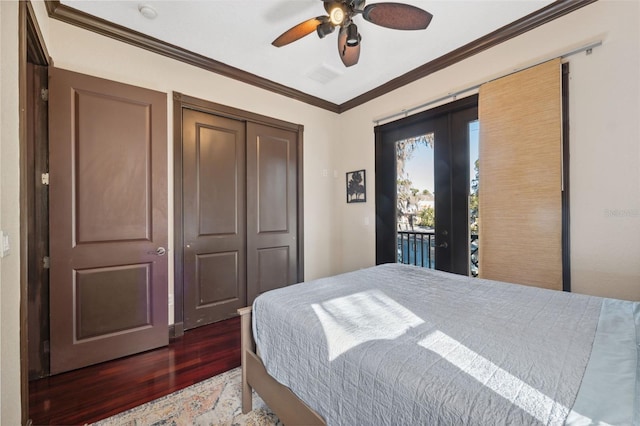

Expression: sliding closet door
xmin=246 ymin=122 xmax=299 ymax=304
xmin=175 ymin=94 xmax=303 ymax=331
xmin=182 ymin=109 xmax=247 ymax=328
xmin=478 ymin=58 xmax=562 ymax=290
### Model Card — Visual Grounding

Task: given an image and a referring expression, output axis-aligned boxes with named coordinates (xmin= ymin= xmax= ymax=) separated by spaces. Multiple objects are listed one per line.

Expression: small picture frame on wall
xmin=346 ymin=169 xmax=366 ymax=203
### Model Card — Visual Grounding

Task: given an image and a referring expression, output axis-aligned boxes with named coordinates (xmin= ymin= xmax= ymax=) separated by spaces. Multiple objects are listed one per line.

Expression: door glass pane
xmin=395 ymin=133 xmax=435 ymax=268
xmin=469 ymin=120 xmax=480 ymax=277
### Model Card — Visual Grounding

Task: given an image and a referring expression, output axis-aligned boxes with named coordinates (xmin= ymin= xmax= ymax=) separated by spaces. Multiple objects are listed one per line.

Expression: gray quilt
xmin=252 ymin=264 xmax=634 ymax=425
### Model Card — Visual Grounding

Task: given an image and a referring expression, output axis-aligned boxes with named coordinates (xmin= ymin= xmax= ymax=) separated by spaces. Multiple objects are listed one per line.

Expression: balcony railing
xmin=397 ymin=230 xmax=479 ymax=276
xmin=397 ymin=230 xmax=435 ymax=268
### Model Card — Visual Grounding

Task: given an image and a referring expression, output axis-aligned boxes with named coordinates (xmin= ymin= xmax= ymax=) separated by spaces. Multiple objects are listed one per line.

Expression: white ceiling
xmin=60 ymin=0 xmax=555 ymax=105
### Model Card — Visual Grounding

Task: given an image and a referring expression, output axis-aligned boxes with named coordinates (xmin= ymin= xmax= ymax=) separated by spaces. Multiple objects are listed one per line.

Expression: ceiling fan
xmin=272 ymin=0 xmax=433 ymax=67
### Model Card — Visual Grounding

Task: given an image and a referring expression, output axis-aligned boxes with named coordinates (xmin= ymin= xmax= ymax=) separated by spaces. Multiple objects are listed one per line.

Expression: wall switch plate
xmin=0 ymin=231 xmax=10 ymax=258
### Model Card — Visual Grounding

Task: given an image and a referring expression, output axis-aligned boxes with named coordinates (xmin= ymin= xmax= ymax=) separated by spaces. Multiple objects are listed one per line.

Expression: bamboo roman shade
xmin=478 ymin=58 xmax=562 ymax=290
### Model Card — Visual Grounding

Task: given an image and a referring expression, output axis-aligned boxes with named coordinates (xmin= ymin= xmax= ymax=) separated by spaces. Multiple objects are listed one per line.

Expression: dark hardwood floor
xmin=29 ymin=317 xmax=241 ymax=426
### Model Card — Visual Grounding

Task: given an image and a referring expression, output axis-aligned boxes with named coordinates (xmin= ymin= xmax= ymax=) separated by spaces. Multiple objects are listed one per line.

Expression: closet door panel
xmin=256 ymin=137 xmax=289 ymax=233
xmin=247 ymin=123 xmax=299 ymax=304
xmin=183 ymin=109 xmax=246 ymax=328
xmin=256 ymin=246 xmax=290 ymax=294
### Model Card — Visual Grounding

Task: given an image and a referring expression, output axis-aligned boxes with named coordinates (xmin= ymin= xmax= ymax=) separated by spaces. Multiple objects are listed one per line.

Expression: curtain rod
xmin=373 ymin=39 xmax=603 ymax=125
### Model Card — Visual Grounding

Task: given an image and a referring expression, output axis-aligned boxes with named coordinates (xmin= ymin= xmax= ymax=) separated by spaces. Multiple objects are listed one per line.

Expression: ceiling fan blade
xmin=272 ymin=17 xmax=325 ymax=47
xmin=338 ymin=27 xmax=360 ymax=67
xmin=362 ymin=2 xmax=433 ymax=30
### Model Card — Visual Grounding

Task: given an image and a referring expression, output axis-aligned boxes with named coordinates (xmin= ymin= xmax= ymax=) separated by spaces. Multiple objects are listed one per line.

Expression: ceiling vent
xmin=306 ymin=63 xmax=343 ymax=85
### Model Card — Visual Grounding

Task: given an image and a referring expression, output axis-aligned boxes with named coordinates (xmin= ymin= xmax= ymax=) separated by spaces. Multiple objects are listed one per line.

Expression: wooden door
xmin=182 ymin=109 xmax=247 ymax=329
xmin=246 ymin=122 xmax=299 ymax=304
xmin=48 ymin=68 xmax=168 ymax=374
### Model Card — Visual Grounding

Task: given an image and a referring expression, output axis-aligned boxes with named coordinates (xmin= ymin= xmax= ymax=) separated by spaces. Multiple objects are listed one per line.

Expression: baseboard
xmin=170 ymin=322 xmax=184 ymax=339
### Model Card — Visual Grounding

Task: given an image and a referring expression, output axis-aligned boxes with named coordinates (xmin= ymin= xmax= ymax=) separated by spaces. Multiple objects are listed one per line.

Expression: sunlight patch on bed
xmin=312 ymin=290 xmax=424 ymax=361
xmin=418 ymin=330 xmax=569 ymax=423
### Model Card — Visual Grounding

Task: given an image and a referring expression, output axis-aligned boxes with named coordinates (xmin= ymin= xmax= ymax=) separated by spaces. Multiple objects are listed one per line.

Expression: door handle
xmin=437 ymin=242 xmax=448 ymax=248
xmin=148 ymin=247 xmax=167 ymax=256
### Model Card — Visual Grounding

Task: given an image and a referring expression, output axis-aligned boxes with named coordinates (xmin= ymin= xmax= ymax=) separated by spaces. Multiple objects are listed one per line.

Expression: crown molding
xmin=338 ymin=0 xmax=598 ymax=112
xmin=45 ymin=0 xmax=341 ymax=113
xmin=46 ymin=0 xmax=597 ymax=114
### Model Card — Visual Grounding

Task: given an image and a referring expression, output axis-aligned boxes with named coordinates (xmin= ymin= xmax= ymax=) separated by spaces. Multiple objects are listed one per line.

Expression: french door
xmin=375 ymin=95 xmax=478 ymax=275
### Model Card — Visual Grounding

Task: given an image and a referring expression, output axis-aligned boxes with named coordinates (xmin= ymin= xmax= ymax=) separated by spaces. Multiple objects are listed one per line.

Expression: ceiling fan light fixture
xmin=316 ymin=21 xmax=335 ymax=39
xmin=346 ymin=23 xmax=359 ymax=47
xmin=272 ymin=0 xmax=433 ymax=67
xmin=329 ymin=4 xmax=346 ymax=26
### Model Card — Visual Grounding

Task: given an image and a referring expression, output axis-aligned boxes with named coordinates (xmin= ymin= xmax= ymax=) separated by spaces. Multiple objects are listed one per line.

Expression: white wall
xmin=337 ymin=0 xmax=640 ymax=302
xmin=0 ymin=1 xmax=23 ymax=425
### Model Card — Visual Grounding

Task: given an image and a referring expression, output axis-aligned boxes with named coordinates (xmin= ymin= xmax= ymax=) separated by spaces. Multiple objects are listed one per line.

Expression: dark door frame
xmin=20 ymin=0 xmax=52 ymax=423
xmin=561 ymin=62 xmax=571 ymax=292
xmin=26 ymin=62 xmax=49 ymax=379
xmin=172 ymin=92 xmax=305 ymax=337
xmin=374 ymin=95 xmax=478 ymax=273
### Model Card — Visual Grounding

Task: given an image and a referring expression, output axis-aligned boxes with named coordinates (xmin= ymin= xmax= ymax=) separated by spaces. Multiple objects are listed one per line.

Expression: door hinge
xmin=41 ymin=88 xmax=49 ymax=102
xmin=43 ymin=256 xmax=50 ymax=269
xmin=41 ymin=172 xmax=49 ymax=185
xmin=43 ymin=340 xmax=50 ymax=354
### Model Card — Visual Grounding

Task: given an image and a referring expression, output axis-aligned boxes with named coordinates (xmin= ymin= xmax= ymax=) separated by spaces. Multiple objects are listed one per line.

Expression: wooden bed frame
xmin=238 ymin=307 xmax=326 ymax=425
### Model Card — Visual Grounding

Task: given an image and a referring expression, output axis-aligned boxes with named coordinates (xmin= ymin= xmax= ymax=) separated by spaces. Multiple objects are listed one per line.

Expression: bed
xmin=238 ymin=263 xmax=639 ymax=425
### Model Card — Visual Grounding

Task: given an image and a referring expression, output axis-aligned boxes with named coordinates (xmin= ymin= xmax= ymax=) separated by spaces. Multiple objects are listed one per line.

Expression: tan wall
xmin=1 ymin=2 xmax=23 ymax=425
xmin=1 ymin=0 xmax=638 ymax=423
xmin=337 ymin=0 xmax=640 ymax=302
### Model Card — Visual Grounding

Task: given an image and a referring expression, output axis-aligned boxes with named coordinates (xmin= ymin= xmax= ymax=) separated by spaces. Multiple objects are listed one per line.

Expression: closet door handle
xmin=149 ymin=247 xmax=166 ymax=256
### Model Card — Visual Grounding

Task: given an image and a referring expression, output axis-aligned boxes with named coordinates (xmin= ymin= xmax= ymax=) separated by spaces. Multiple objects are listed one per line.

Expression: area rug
xmin=91 ymin=367 xmax=282 ymax=426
